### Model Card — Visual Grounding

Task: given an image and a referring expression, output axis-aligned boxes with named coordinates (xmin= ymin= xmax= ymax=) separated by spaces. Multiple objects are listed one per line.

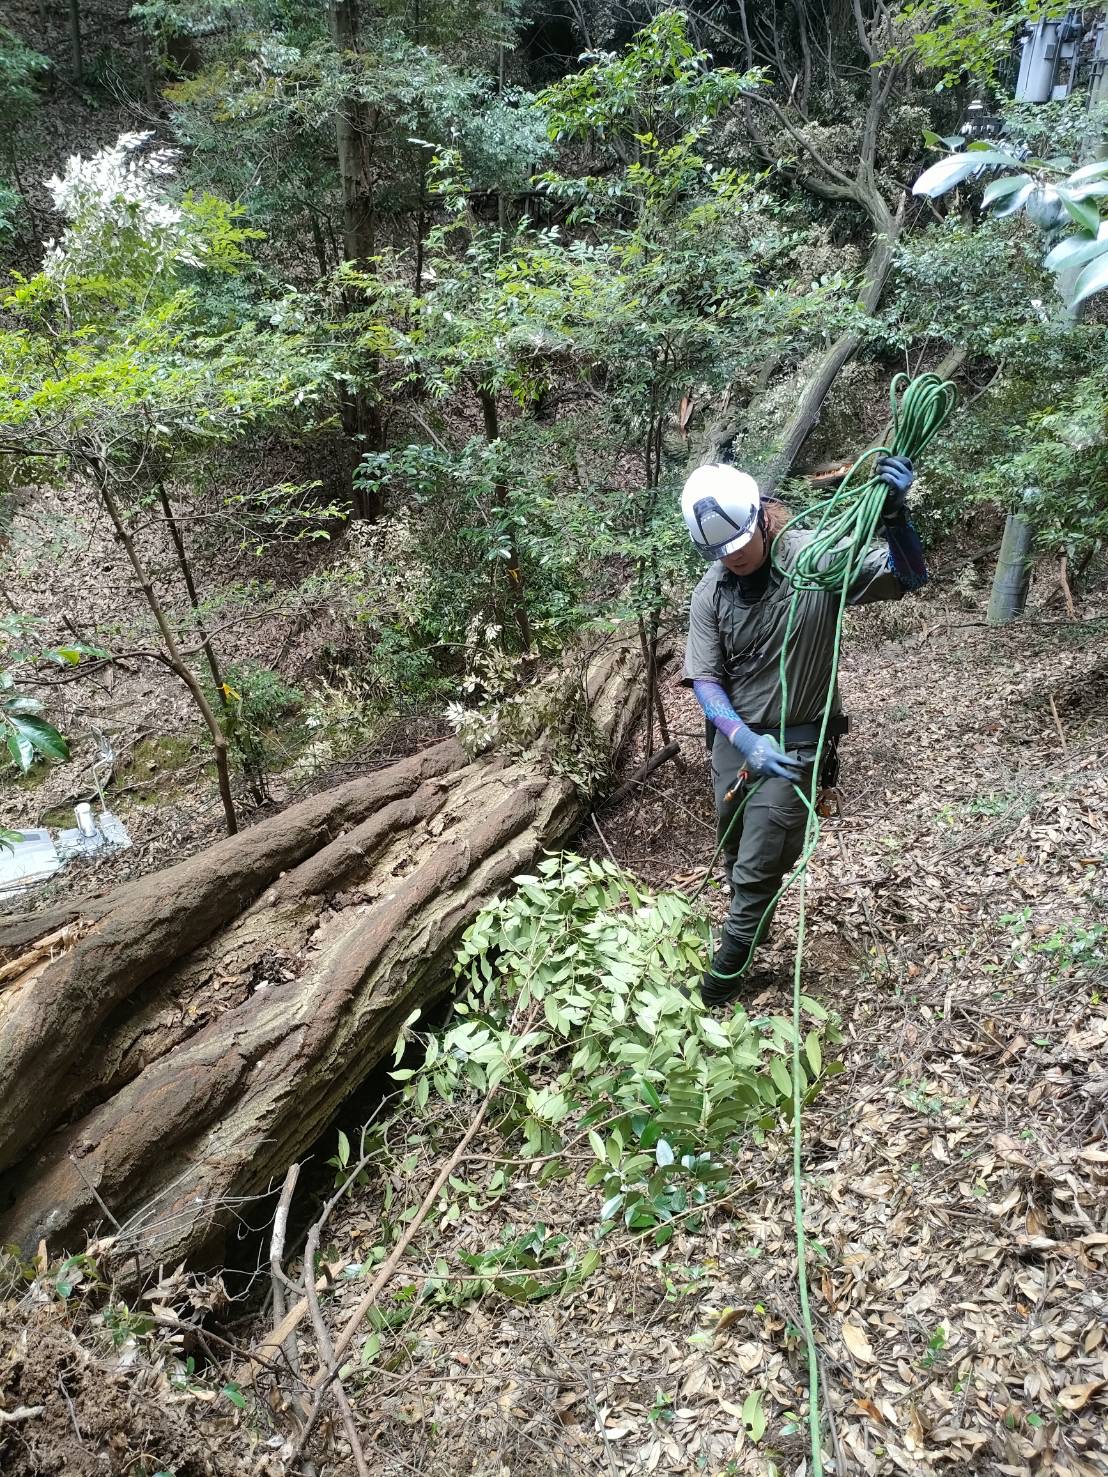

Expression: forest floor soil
xmin=302 ymin=588 xmax=1108 ymax=1476
xmin=2 ymin=584 xmax=1106 ymax=1477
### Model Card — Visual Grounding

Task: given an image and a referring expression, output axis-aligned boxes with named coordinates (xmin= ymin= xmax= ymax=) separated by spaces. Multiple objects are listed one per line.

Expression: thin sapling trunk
xmin=478 ymin=386 xmax=533 ymax=652
xmin=92 ymin=459 xmax=239 ymax=835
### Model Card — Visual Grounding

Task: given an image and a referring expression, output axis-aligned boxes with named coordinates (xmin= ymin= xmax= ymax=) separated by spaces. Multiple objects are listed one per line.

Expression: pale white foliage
xmin=42 ymin=131 xmax=200 ymax=281
xmin=445 ymin=619 xmax=527 ymax=756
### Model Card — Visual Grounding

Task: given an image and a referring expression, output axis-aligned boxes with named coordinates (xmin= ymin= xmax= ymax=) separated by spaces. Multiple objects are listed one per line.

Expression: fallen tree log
xmin=0 ymin=634 xmax=648 ymax=1274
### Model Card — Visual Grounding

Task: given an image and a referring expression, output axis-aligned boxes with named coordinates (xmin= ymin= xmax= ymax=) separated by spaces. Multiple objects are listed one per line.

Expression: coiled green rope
xmin=693 ymin=372 xmax=956 ymax=1475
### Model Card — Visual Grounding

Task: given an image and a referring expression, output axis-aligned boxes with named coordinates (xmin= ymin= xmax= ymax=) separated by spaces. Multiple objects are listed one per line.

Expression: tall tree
xmin=330 ymin=0 xmax=385 ymax=514
xmin=692 ymin=0 xmax=920 ymax=490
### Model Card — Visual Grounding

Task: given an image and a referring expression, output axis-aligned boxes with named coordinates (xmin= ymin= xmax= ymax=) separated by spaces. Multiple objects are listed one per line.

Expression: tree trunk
xmin=153 ymin=473 xmax=228 ymax=709
xmin=478 ymin=386 xmax=532 ymax=651
xmin=754 ymin=218 xmax=901 ymax=495
xmin=987 ymin=510 xmax=1035 ymax=625
xmin=0 ymin=635 xmax=648 ymax=1276
xmin=698 ymin=38 xmax=903 ymax=488
xmin=138 ymin=28 xmax=159 ymax=110
xmin=68 ymin=0 xmax=83 ymax=81
xmin=329 ymin=0 xmax=385 ymax=517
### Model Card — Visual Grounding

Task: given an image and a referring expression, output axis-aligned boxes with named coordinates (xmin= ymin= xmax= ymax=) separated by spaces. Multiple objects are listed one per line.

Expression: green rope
xmin=693 ymin=372 xmax=957 ymax=1475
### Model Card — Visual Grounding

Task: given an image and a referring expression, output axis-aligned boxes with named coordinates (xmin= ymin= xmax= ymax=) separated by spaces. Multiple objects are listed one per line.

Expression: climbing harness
xmin=692 ymin=372 xmax=957 ymax=1475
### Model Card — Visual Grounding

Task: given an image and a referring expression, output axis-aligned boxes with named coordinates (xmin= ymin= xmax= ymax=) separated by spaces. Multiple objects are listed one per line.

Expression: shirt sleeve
xmin=681 ymin=578 xmax=724 ymax=685
xmin=847 ymin=539 xmax=906 ymax=607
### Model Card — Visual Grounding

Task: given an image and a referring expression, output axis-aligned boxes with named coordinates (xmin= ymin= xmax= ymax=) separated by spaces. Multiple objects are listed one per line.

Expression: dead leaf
xmin=852 ymin=1396 xmax=885 ymax=1426
xmin=1056 ymin=1381 xmax=1104 ymax=1411
xmin=841 ymin=1317 xmax=875 ymax=1363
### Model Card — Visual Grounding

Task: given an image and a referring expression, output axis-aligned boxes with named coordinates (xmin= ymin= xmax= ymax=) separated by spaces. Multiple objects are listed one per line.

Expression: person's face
xmin=720 ymin=524 xmax=767 ymax=577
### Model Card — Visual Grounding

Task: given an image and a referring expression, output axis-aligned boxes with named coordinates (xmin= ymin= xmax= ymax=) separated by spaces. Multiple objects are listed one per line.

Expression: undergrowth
xmin=391 ymin=854 xmax=841 ymax=1242
xmin=1 ymin=857 xmax=842 ymax=1461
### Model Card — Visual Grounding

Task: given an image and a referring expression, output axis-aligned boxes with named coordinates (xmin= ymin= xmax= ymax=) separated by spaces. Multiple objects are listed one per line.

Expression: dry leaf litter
xmin=276 ymin=592 xmax=1108 ymax=1476
xmin=2 ymin=589 xmax=1105 ymax=1477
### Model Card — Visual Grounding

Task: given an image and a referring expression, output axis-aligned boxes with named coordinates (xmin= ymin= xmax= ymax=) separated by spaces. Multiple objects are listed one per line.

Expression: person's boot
xmin=700 ymin=931 xmax=757 ymax=1007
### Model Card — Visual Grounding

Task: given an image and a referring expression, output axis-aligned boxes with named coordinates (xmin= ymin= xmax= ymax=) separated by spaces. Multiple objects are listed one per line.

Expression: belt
xmin=747 ymin=716 xmax=850 ymax=745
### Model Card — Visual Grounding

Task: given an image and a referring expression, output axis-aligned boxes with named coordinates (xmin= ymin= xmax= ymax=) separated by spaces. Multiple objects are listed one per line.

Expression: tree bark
xmin=987 ymin=510 xmax=1035 ymax=625
xmin=153 ymin=472 xmax=228 ymax=709
xmin=330 ymin=0 xmax=375 ymax=269
xmin=0 ymin=634 xmax=648 ymax=1276
xmin=68 ymin=0 xmax=83 ymax=81
xmin=329 ymin=0 xmax=385 ymax=517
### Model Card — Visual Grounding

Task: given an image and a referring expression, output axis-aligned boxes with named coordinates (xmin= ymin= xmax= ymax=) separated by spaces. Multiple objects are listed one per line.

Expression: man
xmin=681 ymin=456 xmax=925 ymax=1005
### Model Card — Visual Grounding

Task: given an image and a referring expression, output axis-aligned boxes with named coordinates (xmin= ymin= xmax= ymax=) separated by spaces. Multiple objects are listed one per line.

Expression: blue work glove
xmin=691 ymin=681 xmax=805 ymax=783
xmin=876 ymin=455 xmax=914 ymax=523
xmin=733 ymin=729 xmax=805 ymax=783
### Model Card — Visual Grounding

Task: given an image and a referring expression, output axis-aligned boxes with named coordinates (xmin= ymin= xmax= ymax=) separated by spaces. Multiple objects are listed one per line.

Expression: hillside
xmin=2 ymin=3 xmax=1108 ymax=1474
xmin=2 ymin=582 xmax=1105 ymax=1477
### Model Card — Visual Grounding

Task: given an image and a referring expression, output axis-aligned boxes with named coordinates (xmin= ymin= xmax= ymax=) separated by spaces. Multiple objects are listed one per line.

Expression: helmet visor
xmin=688 ymin=494 xmax=758 ymax=561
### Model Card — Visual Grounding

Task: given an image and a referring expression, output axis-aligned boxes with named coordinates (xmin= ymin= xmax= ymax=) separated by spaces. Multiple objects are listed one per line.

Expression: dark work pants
xmin=710 ymin=729 xmax=816 ymax=950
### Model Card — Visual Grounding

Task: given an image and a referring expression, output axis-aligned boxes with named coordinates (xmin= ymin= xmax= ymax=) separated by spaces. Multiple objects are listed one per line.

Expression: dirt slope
xmin=2 ymin=583 xmax=1105 ymax=1477
xmin=303 ymin=586 xmax=1108 ymax=1476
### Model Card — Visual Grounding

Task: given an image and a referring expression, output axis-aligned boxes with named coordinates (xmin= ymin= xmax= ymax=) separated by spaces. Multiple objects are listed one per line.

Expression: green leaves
xmin=910 ymin=139 xmax=1108 ymax=305
xmin=441 ymin=854 xmax=839 ymax=1236
xmin=2 ymin=675 xmax=70 ymax=773
xmin=805 ymin=1031 xmax=822 ymax=1079
xmin=1057 ymin=187 xmax=1099 ymax=235
xmin=981 ymin=174 xmax=1031 ymax=209
xmin=912 ymin=148 xmax=1022 ymax=200
xmin=1044 ymin=226 xmax=1108 ymax=273
xmin=538 ymin=12 xmax=757 ymax=151
xmin=1069 ymin=250 xmax=1108 ymax=308
xmin=742 ymin=1388 xmax=767 ymax=1443
xmin=431 ymin=1224 xmax=601 ymax=1306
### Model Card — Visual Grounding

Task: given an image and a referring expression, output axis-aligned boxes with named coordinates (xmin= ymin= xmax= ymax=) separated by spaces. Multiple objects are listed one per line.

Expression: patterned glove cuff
xmin=886 ymin=517 xmax=928 ymax=592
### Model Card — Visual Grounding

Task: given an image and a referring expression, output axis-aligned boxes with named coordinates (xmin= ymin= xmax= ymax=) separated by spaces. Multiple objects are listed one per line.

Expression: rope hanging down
xmin=694 ymin=372 xmax=956 ymax=1476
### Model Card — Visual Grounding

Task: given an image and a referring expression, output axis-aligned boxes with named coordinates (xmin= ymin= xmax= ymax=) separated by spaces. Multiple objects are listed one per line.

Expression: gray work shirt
xmin=681 ymin=530 xmax=903 ymax=726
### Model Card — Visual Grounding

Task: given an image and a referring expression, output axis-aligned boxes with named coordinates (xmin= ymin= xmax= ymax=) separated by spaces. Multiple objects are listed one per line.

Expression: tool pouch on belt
xmin=819 ymin=735 xmax=842 ymax=790
xmin=817 ymin=715 xmax=850 ymax=809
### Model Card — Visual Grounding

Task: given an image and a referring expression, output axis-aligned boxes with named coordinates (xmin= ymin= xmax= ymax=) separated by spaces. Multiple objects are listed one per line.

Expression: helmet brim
xmin=690 ymin=523 xmax=758 ymax=562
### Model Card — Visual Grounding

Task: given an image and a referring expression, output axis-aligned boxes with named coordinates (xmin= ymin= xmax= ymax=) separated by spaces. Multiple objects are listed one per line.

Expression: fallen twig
xmin=57 ymin=1375 xmax=83 ymax=1443
xmin=301 ymin=1218 xmax=371 ymax=1477
xmin=1048 ymin=692 xmax=1068 ymax=754
xmin=583 ymin=1363 xmax=620 ymax=1477
xmin=591 ymin=814 xmax=619 ymax=866
xmin=1058 ymin=553 xmax=1077 ymax=621
xmin=270 ymin=1164 xmax=302 ymax=1385
xmin=818 ymin=1353 xmax=848 ymax=1476
xmin=599 ymin=740 xmax=681 ymax=811
xmin=243 ymin=1112 xmax=395 ymax=1382
xmin=292 ymin=1086 xmax=498 ymax=1464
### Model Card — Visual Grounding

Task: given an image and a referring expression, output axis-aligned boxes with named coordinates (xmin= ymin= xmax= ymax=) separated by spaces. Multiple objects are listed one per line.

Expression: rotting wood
xmin=0 ymin=635 xmax=650 ymax=1275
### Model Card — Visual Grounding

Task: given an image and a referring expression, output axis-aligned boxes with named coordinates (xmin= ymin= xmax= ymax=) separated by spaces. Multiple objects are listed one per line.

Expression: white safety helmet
xmin=681 ymin=464 xmax=761 ymax=562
